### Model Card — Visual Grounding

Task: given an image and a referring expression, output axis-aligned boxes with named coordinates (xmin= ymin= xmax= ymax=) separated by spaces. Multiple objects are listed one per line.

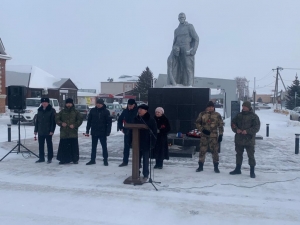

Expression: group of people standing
xmin=34 ymin=97 xmax=260 ymax=179
xmin=195 ymin=100 xmax=260 ymax=178
xmin=117 ymin=99 xmax=170 ymax=178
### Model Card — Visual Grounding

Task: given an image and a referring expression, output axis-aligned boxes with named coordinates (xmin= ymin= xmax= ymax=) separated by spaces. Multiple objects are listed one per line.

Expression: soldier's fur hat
xmin=41 ymin=98 xmax=49 ymax=103
xmin=137 ymin=104 xmax=149 ymax=111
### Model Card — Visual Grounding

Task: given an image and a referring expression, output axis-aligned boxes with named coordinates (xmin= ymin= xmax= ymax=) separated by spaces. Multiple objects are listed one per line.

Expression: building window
xmin=31 ymin=90 xmax=42 ymax=98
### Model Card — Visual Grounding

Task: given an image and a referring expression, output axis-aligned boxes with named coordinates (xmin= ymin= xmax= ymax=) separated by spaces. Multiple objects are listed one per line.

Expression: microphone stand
xmin=139 ymin=116 xmax=161 ymax=191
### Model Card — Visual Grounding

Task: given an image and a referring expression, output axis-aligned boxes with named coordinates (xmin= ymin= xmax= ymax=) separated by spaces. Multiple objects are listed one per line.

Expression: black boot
xmin=158 ymin=160 xmax=163 ymax=169
xmin=86 ymin=160 xmax=96 ymax=165
xmin=119 ymin=162 xmax=128 ymax=167
xmin=196 ymin=162 xmax=203 ymax=172
xmin=154 ymin=160 xmax=159 ymax=169
xmin=214 ymin=162 xmax=220 ymax=173
xmin=104 ymin=159 xmax=108 ymax=166
xmin=229 ymin=164 xmax=242 ymax=175
xmin=250 ymin=166 xmax=256 ymax=178
xmin=35 ymin=159 xmax=45 ymax=163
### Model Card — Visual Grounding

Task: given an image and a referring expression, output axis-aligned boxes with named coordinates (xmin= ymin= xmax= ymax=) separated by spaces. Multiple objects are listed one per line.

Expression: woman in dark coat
xmin=153 ymin=107 xmax=171 ymax=169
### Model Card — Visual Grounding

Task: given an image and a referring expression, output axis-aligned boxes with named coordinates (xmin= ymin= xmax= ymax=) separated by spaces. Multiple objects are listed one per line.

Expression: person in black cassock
xmin=85 ymin=98 xmax=112 ymax=166
xmin=152 ymin=107 xmax=171 ymax=169
xmin=56 ymin=98 xmax=83 ymax=164
xmin=117 ymin=98 xmax=138 ymax=167
xmin=34 ymin=97 xmax=56 ymax=164
xmin=134 ymin=104 xmax=157 ymax=179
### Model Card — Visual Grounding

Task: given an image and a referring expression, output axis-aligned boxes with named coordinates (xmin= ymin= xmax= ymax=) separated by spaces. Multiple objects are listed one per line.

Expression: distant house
xmin=100 ymin=75 xmax=138 ymax=95
xmin=0 ymin=38 xmax=12 ymax=113
xmin=253 ymin=94 xmax=272 ymax=103
xmin=6 ymin=65 xmax=78 ymax=107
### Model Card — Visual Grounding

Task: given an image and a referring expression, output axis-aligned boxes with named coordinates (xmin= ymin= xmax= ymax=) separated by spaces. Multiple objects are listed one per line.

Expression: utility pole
xmin=272 ymin=67 xmax=283 ymax=109
xmin=253 ymin=77 xmax=256 ymax=114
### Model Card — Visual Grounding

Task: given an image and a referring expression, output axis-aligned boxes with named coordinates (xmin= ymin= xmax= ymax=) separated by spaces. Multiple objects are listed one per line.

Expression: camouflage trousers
xmin=235 ymin=144 xmax=256 ymax=166
xmin=199 ymin=136 xmax=219 ymax=163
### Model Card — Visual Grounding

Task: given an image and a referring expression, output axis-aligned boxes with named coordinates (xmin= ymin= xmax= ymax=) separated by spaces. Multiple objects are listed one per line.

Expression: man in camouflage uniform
xmin=230 ymin=101 xmax=260 ymax=178
xmin=195 ymin=101 xmax=224 ymax=173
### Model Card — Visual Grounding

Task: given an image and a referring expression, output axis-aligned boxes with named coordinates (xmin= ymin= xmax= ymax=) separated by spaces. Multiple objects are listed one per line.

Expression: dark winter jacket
xmin=86 ymin=105 xmax=112 ymax=136
xmin=134 ymin=112 xmax=157 ymax=151
xmin=117 ymin=104 xmax=138 ymax=133
xmin=231 ymin=109 xmax=260 ymax=146
xmin=56 ymin=105 xmax=83 ymax=139
xmin=34 ymin=104 xmax=56 ymax=136
xmin=152 ymin=114 xmax=171 ymax=160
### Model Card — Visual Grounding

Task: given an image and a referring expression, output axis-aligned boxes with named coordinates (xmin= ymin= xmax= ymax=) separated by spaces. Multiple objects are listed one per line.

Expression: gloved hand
xmin=218 ymin=135 xmax=223 ymax=143
xmin=106 ymin=133 xmax=110 ymax=137
xmin=202 ymin=129 xmax=211 ymax=136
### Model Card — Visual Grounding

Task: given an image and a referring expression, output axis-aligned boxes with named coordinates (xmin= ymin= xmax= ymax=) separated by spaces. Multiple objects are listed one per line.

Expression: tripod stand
xmin=0 ymin=111 xmax=38 ymax=161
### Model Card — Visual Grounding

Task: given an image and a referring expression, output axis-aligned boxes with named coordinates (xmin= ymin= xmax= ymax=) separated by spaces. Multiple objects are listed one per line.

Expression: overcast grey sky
xmin=1 ymin=0 xmax=300 ymax=93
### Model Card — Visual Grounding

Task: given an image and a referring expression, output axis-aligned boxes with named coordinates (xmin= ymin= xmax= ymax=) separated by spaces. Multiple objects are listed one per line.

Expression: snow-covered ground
xmin=0 ymin=107 xmax=300 ymax=225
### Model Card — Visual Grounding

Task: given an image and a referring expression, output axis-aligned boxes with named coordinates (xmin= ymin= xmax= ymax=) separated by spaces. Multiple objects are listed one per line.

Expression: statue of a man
xmin=167 ymin=13 xmax=199 ymax=86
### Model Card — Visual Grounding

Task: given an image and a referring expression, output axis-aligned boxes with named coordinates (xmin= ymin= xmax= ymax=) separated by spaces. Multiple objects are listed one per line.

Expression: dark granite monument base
xmin=148 ymin=88 xmax=209 ymax=134
xmin=168 ymin=145 xmax=196 ymax=158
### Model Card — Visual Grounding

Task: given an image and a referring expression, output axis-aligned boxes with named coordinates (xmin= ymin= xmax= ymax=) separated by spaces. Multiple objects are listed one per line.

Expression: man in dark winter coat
xmin=34 ymin=98 xmax=56 ymax=163
xmin=134 ymin=104 xmax=157 ymax=179
xmin=195 ymin=101 xmax=224 ymax=173
xmin=117 ymin=98 xmax=138 ymax=167
xmin=230 ymin=101 xmax=260 ymax=178
xmin=56 ymin=98 xmax=83 ymax=164
xmin=86 ymin=99 xmax=112 ymax=166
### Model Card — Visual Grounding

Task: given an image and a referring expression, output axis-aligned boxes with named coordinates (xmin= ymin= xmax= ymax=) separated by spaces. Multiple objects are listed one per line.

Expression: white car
xmin=121 ymin=102 xmax=127 ymax=109
xmin=10 ymin=98 xmax=60 ymax=125
xmin=290 ymin=107 xmax=300 ymax=121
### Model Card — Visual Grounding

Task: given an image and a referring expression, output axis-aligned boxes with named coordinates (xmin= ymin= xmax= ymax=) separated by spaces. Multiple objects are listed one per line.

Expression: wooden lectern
xmin=123 ymin=123 xmax=148 ymax=185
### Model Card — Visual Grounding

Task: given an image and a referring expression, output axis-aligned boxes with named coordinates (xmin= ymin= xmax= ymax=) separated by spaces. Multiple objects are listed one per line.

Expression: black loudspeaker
xmin=8 ymin=86 xmax=27 ymax=110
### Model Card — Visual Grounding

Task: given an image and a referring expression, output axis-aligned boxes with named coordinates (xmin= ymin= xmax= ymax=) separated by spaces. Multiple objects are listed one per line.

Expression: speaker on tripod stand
xmin=0 ymin=86 xmax=38 ymax=161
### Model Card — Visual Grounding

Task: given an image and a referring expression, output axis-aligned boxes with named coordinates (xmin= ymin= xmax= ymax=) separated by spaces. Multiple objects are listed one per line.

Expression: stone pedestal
xmin=148 ymin=88 xmax=209 ymax=134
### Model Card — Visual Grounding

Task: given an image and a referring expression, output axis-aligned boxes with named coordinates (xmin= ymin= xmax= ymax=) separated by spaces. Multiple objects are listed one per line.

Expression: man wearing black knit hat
xmin=117 ymin=98 xmax=138 ymax=167
xmin=195 ymin=101 xmax=224 ymax=173
xmin=34 ymin=98 xmax=56 ymax=163
xmin=55 ymin=98 xmax=83 ymax=164
xmin=86 ymin=98 xmax=112 ymax=166
xmin=134 ymin=104 xmax=157 ymax=179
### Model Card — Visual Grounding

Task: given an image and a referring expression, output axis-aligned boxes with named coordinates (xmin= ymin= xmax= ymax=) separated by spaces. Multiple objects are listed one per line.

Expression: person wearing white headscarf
xmin=152 ymin=107 xmax=171 ymax=169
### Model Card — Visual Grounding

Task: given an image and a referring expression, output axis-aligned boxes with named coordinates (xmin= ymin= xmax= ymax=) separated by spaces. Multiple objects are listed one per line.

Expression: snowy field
xmin=0 ymin=107 xmax=300 ymax=225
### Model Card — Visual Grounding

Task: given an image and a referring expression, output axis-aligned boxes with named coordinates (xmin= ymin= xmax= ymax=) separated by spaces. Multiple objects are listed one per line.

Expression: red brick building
xmin=0 ymin=39 xmax=12 ymax=113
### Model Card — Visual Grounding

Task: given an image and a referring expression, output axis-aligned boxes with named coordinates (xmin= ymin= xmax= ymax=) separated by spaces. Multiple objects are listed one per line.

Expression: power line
xmin=256 ymin=70 xmax=273 ymax=81
xmin=282 ymin=68 xmax=300 ymax=70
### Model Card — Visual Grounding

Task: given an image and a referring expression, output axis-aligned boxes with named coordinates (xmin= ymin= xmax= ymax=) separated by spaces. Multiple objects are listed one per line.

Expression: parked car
xmin=214 ymin=103 xmax=223 ymax=108
xmin=290 ymin=107 xmax=300 ymax=121
xmin=135 ymin=101 xmax=146 ymax=106
xmin=257 ymin=103 xmax=271 ymax=109
xmin=106 ymin=103 xmax=123 ymax=120
xmin=121 ymin=102 xmax=128 ymax=109
xmin=75 ymin=104 xmax=90 ymax=120
xmin=251 ymin=103 xmax=260 ymax=110
xmin=10 ymin=98 xmax=60 ymax=125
